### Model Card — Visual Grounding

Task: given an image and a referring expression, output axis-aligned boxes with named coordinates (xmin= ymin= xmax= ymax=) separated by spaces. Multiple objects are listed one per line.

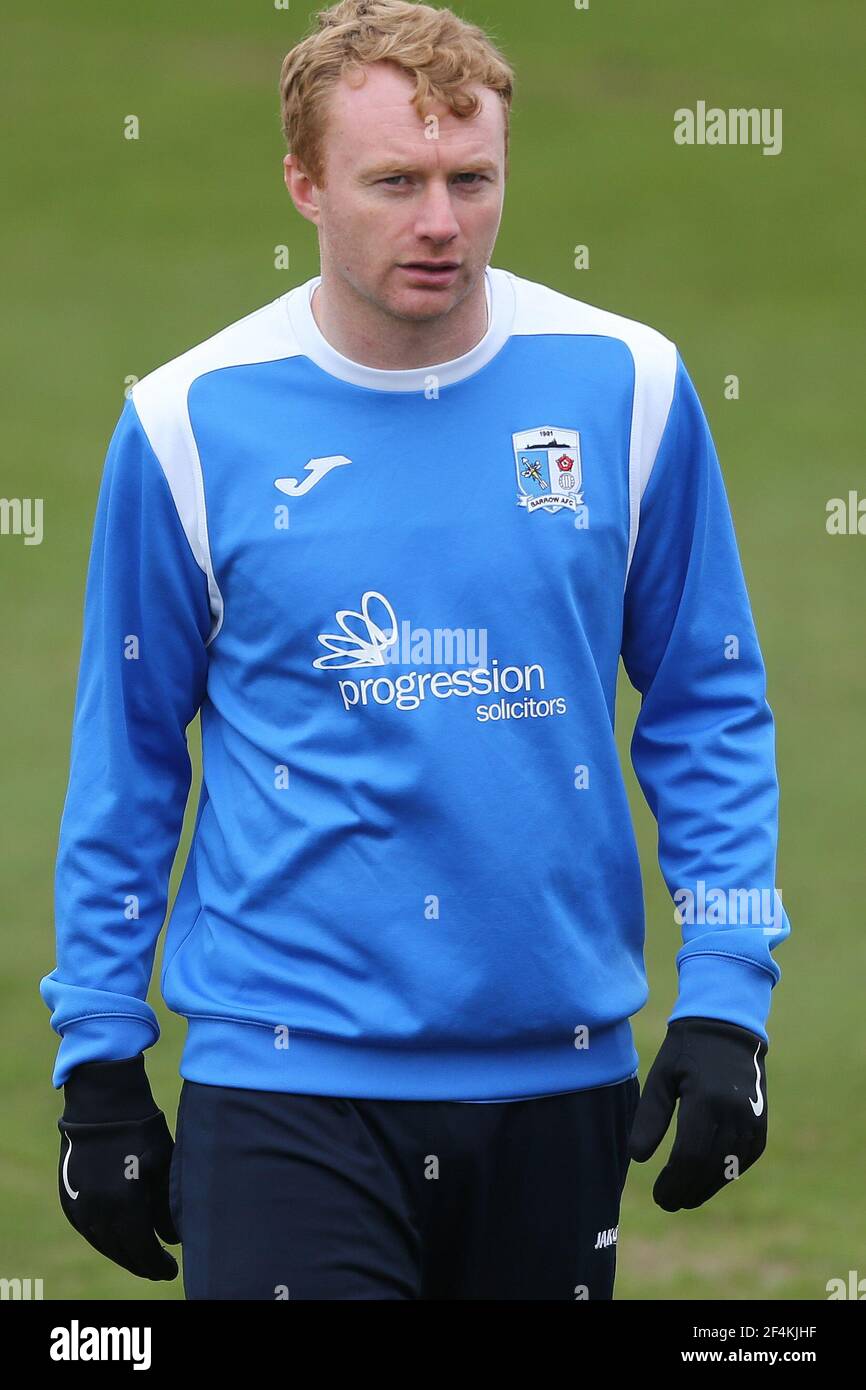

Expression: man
xmin=41 ymin=0 xmax=789 ymax=1301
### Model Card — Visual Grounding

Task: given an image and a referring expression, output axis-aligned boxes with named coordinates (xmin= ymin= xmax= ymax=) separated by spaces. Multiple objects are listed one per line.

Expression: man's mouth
xmin=398 ymin=262 xmax=461 ymax=284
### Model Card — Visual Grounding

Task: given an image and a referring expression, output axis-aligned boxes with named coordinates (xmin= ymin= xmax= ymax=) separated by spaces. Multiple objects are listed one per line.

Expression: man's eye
xmin=379 ymin=173 xmax=487 ymax=188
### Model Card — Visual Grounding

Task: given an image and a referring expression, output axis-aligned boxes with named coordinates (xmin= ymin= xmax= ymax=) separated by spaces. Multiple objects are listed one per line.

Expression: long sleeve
xmin=621 ymin=350 xmax=790 ymax=1043
xmin=40 ymin=396 xmax=212 ymax=1086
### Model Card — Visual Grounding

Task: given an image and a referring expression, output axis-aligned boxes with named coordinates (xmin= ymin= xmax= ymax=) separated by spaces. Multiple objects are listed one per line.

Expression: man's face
xmin=287 ymin=60 xmax=506 ymax=322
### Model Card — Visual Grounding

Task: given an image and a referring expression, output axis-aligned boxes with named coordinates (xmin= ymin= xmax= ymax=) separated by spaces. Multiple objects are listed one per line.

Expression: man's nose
xmin=413 ymin=181 xmax=461 ymax=241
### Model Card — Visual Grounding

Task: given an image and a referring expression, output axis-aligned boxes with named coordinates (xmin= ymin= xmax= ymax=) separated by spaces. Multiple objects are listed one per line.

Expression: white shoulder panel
xmin=131 ymin=295 xmax=300 ymax=645
xmin=506 ymin=272 xmax=678 ymax=578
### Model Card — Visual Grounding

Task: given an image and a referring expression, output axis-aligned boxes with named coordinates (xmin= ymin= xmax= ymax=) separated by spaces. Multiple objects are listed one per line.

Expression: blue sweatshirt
xmin=40 ymin=266 xmax=790 ymax=1100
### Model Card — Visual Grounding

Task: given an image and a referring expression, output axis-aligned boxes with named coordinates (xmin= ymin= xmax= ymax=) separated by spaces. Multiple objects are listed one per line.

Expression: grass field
xmin=1 ymin=0 xmax=864 ymax=1300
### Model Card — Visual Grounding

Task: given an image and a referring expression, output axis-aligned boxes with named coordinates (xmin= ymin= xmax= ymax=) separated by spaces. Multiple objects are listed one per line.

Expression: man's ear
xmin=283 ymin=154 xmax=321 ymax=227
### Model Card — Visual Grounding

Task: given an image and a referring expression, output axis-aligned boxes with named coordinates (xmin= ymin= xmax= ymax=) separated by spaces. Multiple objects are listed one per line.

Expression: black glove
xmin=57 ymin=1052 xmax=179 ymax=1280
xmin=628 ymin=1016 xmax=768 ymax=1212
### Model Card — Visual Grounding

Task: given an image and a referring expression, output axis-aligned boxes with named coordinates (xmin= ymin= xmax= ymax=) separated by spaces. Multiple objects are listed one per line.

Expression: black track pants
xmin=169 ymin=1073 xmax=640 ymax=1301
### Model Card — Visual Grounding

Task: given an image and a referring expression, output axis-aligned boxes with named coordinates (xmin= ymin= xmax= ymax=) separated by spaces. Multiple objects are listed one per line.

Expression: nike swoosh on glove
xmin=57 ymin=1052 xmax=179 ymax=1280
xmin=628 ymin=1016 xmax=768 ymax=1212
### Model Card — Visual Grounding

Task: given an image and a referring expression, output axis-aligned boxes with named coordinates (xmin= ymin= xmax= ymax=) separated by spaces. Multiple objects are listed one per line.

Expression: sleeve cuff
xmin=668 ymin=952 xmax=776 ymax=1044
xmin=49 ymin=1014 xmax=160 ymax=1090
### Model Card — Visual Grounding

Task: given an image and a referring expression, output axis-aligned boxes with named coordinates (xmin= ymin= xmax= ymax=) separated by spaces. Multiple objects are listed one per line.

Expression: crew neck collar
xmin=285 ymin=266 xmax=515 ymax=393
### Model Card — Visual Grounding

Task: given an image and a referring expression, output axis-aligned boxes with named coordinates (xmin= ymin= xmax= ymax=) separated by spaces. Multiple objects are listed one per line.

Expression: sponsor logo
xmin=314 ymin=589 xmax=568 ymax=723
xmin=313 ymin=590 xmax=398 ymax=670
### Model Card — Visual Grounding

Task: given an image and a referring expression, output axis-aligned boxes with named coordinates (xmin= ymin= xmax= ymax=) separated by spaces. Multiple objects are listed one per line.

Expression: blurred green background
xmin=2 ymin=0 xmax=863 ymax=1300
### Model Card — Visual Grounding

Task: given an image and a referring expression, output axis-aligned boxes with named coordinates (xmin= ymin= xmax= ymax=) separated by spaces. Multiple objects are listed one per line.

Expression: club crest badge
xmin=513 ymin=427 xmax=583 ymax=514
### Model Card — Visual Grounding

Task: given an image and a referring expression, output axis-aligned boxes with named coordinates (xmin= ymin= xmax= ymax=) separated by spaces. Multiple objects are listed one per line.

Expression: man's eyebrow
xmin=360 ymin=156 xmax=500 ymax=178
